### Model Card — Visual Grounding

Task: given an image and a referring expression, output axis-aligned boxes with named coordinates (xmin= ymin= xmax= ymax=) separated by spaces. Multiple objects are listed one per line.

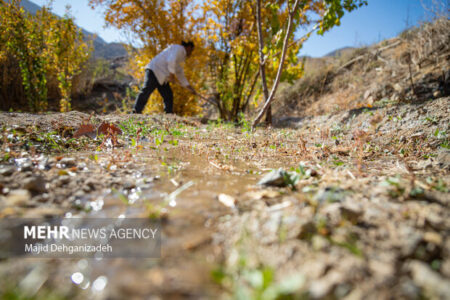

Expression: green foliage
xmin=0 ymin=1 xmax=48 ymax=111
xmin=212 ymin=229 xmax=306 ymax=299
xmin=319 ymin=0 xmax=368 ymax=35
xmin=0 ymin=0 xmax=91 ymax=112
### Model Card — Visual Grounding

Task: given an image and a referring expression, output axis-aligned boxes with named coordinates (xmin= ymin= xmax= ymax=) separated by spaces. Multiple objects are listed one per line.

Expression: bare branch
xmin=252 ymin=0 xmax=301 ymax=128
xmin=256 ymin=0 xmax=269 ymax=101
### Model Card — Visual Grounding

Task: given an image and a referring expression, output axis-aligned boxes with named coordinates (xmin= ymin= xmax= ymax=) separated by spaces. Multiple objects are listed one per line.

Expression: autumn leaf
xmin=73 ymin=124 xmax=96 ymax=138
xmin=97 ymin=122 xmax=123 ymax=136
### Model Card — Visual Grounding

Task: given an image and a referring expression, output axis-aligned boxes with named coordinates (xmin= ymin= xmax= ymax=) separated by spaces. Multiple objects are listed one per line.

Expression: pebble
xmin=423 ymin=231 xmax=442 ymax=245
xmin=33 ymin=193 xmax=50 ymax=203
xmin=409 ymin=260 xmax=450 ymax=299
xmin=309 ymin=270 xmax=343 ymax=298
xmin=218 ymin=193 xmax=236 ymax=208
xmin=85 ymin=178 xmax=97 ymax=190
xmin=312 ymin=235 xmax=330 ymax=251
xmin=123 ymin=180 xmax=136 ymax=190
xmin=23 ymin=176 xmax=47 ymax=193
xmin=297 ymin=220 xmax=316 ymax=240
xmin=369 ymin=260 xmax=395 ymax=279
xmin=56 ymin=175 xmax=71 ymax=187
xmin=436 ymin=150 xmax=450 ymax=170
xmin=0 ymin=166 xmax=15 ymax=176
xmin=74 ymin=190 xmax=85 ymax=198
xmin=340 ymin=202 xmax=363 ymax=223
xmin=257 ymin=168 xmax=288 ymax=187
xmin=314 ymin=187 xmax=347 ymax=204
xmin=59 ymin=157 xmax=76 ymax=167
xmin=20 ymin=162 xmax=33 ymax=172
xmin=5 ymin=189 xmax=31 ymax=206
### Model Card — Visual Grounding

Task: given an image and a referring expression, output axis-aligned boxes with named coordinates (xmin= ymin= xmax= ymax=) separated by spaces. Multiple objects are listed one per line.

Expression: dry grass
xmin=274 ymin=17 xmax=450 ymax=119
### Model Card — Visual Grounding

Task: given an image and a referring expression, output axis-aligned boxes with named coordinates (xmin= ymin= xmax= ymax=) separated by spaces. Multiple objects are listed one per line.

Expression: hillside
xmin=274 ymin=18 xmax=449 ymax=124
xmin=324 ymin=46 xmax=356 ymax=58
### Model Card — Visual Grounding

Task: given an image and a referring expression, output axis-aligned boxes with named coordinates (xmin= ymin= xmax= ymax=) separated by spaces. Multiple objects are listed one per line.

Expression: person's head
xmin=181 ymin=41 xmax=195 ymax=57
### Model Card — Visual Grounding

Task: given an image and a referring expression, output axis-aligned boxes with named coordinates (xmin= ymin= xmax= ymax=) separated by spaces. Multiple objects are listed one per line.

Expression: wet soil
xmin=0 ymin=97 xmax=449 ymax=299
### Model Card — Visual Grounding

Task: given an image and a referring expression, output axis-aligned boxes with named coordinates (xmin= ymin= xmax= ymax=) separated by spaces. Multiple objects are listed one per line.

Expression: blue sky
xmin=32 ymin=0 xmax=443 ymax=57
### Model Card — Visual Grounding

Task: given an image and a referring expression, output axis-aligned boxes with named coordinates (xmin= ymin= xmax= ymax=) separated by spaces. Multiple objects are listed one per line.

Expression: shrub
xmin=0 ymin=0 xmax=91 ymax=112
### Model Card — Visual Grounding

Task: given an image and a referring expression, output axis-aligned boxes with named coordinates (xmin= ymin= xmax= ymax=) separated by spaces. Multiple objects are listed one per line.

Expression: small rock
xmin=82 ymin=185 xmax=92 ymax=192
xmin=85 ymin=178 xmax=97 ymax=190
xmin=257 ymin=168 xmax=288 ymax=187
xmin=399 ymin=279 xmax=421 ymax=299
xmin=243 ymin=189 xmax=279 ymax=200
xmin=340 ymin=202 xmax=363 ymax=223
xmin=33 ymin=193 xmax=50 ymax=203
xmin=442 ymin=259 xmax=450 ymax=278
xmin=416 ymin=159 xmax=433 ymax=170
xmin=23 ymin=176 xmax=47 ymax=193
xmin=423 ymin=231 xmax=442 ymax=246
xmin=123 ymin=180 xmax=136 ymax=190
xmin=426 ymin=213 xmax=445 ymax=230
xmin=217 ymin=193 xmax=236 ymax=208
xmin=297 ymin=221 xmax=316 ymax=240
xmin=312 ymin=235 xmax=330 ymax=251
xmin=433 ymin=90 xmax=442 ymax=98
xmin=391 ymin=93 xmax=400 ymax=101
xmin=314 ymin=187 xmax=347 ymax=204
xmin=59 ymin=157 xmax=76 ymax=167
xmin=0 ymin=166 xmax=15 ymax=176
xmin=5 ymin=189 xmax=31 ymax=206
xmin=436 ymin=150 xmax=450 ymax=170
xmin=56 ymin=175 xmax=71 ymax=187
xmin=309 ymin=270 xmax=344 ymax=298
xmin=321 ymin=203 xmax=342 ymax=225
xmin=394 ymin=83 xmax=403 ymax=92
xmin=399 ymin=226 xmax=422 ymax=257
xmin=422 ymin=190 xmax=450 ymax=206
xmin=409 ymin=260 xmax=450 ymax=299
xmin=20 ymin=163 xmax=33 ymax=172
xmin=74 ymin=190 xmax=85 ymax=198
xmin=369 ymin=260 xmax=395 ymax=279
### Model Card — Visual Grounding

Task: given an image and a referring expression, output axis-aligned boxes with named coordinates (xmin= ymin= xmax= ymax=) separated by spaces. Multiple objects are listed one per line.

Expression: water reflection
xmin=71 ymin=272 xmax=84 ymax=285
xmin=92 ymin=276 xmax=108 ymax=292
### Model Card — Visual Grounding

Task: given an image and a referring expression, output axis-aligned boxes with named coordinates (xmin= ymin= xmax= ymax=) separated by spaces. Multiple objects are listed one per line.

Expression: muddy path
xmin=0 ymin=97 xmax=449 ymax=299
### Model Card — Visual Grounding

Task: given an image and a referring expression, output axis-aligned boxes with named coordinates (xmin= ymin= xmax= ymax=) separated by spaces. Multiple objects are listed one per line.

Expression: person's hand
xmin=168 ymin=73 xmax=176 ymax=83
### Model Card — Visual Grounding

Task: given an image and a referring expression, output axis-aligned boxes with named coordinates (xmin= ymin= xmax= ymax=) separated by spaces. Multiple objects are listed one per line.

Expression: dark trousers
xmin=133 ymin=69 xmax=173 ymax=113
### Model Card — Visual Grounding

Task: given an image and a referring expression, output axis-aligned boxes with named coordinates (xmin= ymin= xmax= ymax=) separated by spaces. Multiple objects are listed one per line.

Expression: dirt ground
xmin=0 ymin=97 xmax=449 ymax=299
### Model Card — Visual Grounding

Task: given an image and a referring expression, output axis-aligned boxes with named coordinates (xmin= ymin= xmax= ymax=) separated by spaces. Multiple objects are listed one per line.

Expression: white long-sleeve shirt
xmin=145 ymin=44 xmax=190 ymax=87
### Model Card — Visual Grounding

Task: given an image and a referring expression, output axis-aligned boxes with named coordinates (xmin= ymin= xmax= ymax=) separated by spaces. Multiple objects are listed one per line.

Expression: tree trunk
xmin=255 ymin=0 xmax=271 ymax=125
xmin=252 ymin=0 xmax=300 ymax=128
xmin=265 ymin=105 xmax=272 ymax=125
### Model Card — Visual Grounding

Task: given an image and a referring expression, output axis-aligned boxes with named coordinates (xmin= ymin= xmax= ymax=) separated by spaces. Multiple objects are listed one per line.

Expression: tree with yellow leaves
xmin=90 ymin=0 xmax=367 ymax=120
xmin=90 ymin=0 xmax=206 ymax=116
xmin=0 ymin=0 xmax=91 ymax=112
xmin=44 ymin=8 xmax=92 ymax=112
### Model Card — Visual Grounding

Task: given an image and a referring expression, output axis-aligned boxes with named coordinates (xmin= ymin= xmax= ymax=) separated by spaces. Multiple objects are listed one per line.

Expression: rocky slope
xmin=274 ymin=17 xmax=449 ymax=122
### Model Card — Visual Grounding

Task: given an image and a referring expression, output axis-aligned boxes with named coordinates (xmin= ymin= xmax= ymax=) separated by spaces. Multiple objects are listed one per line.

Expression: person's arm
xmin=167 ymin=46 xmax=193 ymax=90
